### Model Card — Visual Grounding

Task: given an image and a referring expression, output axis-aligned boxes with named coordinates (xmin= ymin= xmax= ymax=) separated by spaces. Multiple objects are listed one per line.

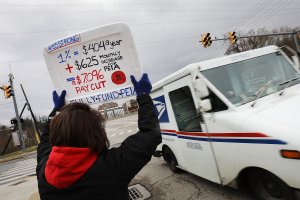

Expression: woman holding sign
xmin=36 ymin=73 xmax=161 ymax=200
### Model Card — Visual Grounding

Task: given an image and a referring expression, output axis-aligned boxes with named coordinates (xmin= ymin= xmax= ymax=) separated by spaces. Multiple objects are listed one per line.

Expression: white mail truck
xmin=151 ymin=45 xmax=300 ymax=200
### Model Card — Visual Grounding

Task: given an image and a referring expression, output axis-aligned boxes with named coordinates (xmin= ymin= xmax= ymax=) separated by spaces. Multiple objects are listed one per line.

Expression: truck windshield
xmin=202 ymin=52 xmax=300 ymax=106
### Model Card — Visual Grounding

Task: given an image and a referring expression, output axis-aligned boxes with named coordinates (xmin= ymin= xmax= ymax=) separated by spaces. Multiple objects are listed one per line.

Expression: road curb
xmin=0 ymin=151 xmax=36 ymax=164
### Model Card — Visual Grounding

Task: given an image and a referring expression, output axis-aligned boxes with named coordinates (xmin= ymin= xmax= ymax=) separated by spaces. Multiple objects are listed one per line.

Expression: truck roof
xmin=152 ymin=45 xmax=280 ymax=91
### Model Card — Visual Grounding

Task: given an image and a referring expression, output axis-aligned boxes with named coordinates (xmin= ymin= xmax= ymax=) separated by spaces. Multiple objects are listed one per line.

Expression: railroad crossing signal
xmin=229 ymin=32 xmax=237 ymax=45
xmin=3 ymin=85 xmax=13 ymax=99
xmin=201 ymin=33 xmax=212 ymax=48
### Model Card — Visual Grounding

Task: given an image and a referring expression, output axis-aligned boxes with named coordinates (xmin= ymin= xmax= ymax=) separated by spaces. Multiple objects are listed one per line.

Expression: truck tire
xmin=163 ymin=147 xmax=181 ymax=173
xmin=247 ymin=169 xmax=295 ymax=200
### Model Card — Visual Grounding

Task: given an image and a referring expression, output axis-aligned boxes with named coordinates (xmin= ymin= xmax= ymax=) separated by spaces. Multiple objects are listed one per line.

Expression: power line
xmin=0 ymin=23 xmax=297 ymax=65
xmin=0 ymin=99 xmax=25 ymax=106
xmin=0 ymin=8 xmax=299 ymax=14
xmin=0 ymin=35 xmax=198 ymax=63
xmin=10 ymin=26 xmax=298 ymax=64
xmin=0 ymin=1 xmax=298 ymax=10
xmin=195 ymin=0 xmax=267 ymax=59
xmin=0 ymin=2 xmax=275 ymax=6
xmin=0 ymin=4 xmax=272 ymax=7
xmin=212 ymin=0 xmax=269 ymax=58
xmin=233 ymin=0 xmax=271 ymax=31
xmin=0 ymin=34 xmax=206 ymax=64
xmin=137 ymin=35 xmax=199 ymax=45
xmin=285 ymin=21 xmax=300 ymax=27
xmin=205 ymin=0 xmax=295 ymax=59
xmin=228 ymin=0 xmax=269 ymax=31
xmin=247 ymin=0 xmax=287 ymax=29
xmin=251 ymin=0 xmax=295 ymax=30
xmin=0 ymin=57 xmax=42 ymax=65
xmin=0 ymin=12 xmax=299 ymax=37
xmin=202 ymin=0 xmax=273 ymax=59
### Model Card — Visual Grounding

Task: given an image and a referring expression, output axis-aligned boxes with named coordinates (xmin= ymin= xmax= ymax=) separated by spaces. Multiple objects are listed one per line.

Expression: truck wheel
xmin=163 ymin=147 xmax=181 ymax=173
xmin=247 ymin=169 xmax=295 ymax=200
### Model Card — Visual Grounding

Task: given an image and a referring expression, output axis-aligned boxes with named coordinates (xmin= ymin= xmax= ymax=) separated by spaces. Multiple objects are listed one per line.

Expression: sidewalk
xmin=0 ymin=150 xmax=39 ymax=200
xmin=0 ymin=176 xmax=39 ymax=200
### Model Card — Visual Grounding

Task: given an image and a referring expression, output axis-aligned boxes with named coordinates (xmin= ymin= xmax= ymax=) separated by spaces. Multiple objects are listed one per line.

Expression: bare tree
xmin=0 ymin=124 xmax=8 ymax=131
xmin=225 ymin=26 xmax=297 ymax=56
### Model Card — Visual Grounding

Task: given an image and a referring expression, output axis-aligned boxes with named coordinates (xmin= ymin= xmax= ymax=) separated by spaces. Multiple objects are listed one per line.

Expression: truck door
xmin=164 ymin=75 xmax=221 ymax=184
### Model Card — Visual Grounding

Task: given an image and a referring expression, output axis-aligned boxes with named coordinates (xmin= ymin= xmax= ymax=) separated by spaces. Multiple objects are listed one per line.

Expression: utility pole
xmin=1 ymin=98 xmax=29 ymax=155
xmin=9 ymin=73 xmax=25 ymax=150
xmin=20 ymin=84 xmax=41 ymax=142
xmin=293 ymin=31 xmax=300 ymax=55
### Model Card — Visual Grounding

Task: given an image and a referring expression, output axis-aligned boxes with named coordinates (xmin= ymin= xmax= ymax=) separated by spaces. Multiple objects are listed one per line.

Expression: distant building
xmin=98 ymin=102 xmax=118 ymax=111
xmin=98 ymin=102 xmax=124 ymax=120
xmin=122 ymin=99 xmax=138 ymax=114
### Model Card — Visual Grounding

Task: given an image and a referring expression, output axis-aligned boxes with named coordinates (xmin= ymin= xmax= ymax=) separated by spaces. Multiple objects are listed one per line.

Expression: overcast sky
xmin=0 ymin=0 xmax=299 ymax=125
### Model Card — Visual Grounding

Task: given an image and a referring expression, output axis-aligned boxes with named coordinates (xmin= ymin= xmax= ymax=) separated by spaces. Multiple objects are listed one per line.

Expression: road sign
xmin=43 ymin=23 xmax=142 ymax=105
xmin=12 ymin=132 xmax=20 ymax=146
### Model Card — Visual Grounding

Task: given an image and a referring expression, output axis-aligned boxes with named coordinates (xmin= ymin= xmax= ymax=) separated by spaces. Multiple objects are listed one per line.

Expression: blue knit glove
xmin=130 ymin=73 xmax=152 ymax=96
xmin=52 ymin=90 xmax=66 ymax=111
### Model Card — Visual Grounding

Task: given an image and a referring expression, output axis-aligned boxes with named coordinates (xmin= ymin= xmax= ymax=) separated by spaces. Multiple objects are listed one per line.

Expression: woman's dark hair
xmin=50 ymin=102 xmax=110 ymax=154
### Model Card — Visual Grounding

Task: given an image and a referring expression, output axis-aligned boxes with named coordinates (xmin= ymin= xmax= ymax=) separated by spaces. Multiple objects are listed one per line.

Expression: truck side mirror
xmin=200 ymin=99 xmax=212 ymax=112
xmin=193 ymin=78 xmax=209 ymax=99
xmin=292 ymin=56 xmax=300 ymax=69
xmin=280 ymin=46 xmax=300 ymax=69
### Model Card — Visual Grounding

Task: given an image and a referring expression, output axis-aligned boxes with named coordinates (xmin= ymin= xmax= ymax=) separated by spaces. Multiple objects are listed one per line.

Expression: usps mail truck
xmin=151 ymin=45 xmax=300 ymax=200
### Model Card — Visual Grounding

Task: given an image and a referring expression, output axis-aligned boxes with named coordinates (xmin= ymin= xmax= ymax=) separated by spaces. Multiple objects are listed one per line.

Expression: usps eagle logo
xmin=153 ymin=96 xmax=169 ymax=123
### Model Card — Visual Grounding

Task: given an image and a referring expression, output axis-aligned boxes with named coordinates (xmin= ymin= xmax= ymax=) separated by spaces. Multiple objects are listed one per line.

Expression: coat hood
xmin=45 ymin=146 xmax=97 ymax=189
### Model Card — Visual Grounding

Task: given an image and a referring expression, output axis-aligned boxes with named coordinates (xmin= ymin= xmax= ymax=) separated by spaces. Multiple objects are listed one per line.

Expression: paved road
xmin=0 ymin=114 xmax=255 ymax=199
xmin=105 ymin=114 xmax=138 ymax=145
xmin=0 ymin=153 xmax=36 ymax=186
xmin=106 ymin=114 xmax=254 ymax=200
xmin=133 ymin=157 xmax=254 ymax=200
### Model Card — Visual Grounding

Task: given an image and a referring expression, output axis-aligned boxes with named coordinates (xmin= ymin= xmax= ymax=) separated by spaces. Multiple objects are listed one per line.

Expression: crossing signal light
xmin=3 ymin=85 xmax=13 ymax=99
xmin=201 ymin=33 xmax=212 ymax=48
xmin=11 ymin=118 xmax=24 ymax=125
xmin=229 ymin=32 xmax=237 ymax=45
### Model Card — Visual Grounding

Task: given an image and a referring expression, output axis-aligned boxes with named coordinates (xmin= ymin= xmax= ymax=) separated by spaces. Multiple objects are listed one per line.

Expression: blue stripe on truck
xmin=162 ymin=132 xmax=287 ymax=145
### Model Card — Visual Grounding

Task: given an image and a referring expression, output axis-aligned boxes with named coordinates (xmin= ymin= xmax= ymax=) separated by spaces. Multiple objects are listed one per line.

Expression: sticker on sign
xmin=43 ymin=23 xmax=142 ymax=104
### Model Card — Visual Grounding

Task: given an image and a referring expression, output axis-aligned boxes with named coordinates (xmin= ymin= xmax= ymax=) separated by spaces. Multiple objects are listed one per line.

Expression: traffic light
xmin=3 ymin=85 xmax=13 ymax=99
xmin=201 ymin=33 xmax=212 ymax=48
xmin=11 ymin=118 xmax=23 ymax=125
xmin=228 ymin=32 xmax=237 ymax=45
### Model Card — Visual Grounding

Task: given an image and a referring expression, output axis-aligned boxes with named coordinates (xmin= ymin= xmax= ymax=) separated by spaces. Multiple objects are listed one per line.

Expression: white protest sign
xmin=43 ymin=23 xmax=142 ymax=104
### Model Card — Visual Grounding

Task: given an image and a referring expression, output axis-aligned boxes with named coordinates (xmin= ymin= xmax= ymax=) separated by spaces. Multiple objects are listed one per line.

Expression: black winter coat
xmin=36 ymin=94 xmax=161 ymax=200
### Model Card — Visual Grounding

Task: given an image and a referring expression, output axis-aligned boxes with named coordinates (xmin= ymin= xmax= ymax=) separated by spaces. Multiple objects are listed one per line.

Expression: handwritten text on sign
xmin=44 ymin=25 xmax=141 ymax=104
